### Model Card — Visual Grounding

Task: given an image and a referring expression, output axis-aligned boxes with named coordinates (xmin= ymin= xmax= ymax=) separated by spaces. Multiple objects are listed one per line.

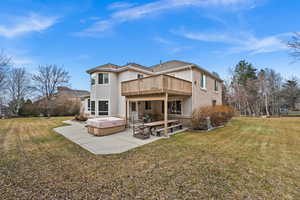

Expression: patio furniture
xmin=86 ymin=117 xmax=126 ymax=136
xmin=144 ymin=120 xmax=180 ymax=136
xmin=133 ymin=119 xmax=150 ymax=139
xmin=155 ymin=123 xmax=182 ymax=136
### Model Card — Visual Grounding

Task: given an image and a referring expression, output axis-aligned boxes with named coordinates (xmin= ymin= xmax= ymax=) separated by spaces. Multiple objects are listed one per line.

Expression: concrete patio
xmin=53 ymin=120 xmax=163 ymax=155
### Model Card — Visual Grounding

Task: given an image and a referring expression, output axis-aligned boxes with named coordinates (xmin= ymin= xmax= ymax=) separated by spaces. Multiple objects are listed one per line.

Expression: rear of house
xmin=82 ymin=60 xmax=222 ymax=127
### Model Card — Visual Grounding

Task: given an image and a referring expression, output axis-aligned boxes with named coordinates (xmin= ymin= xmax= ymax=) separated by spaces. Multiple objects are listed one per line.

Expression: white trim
xmin=97 ymin=72 xmax=110 ymax=86
xmin=97 ymin=99 xmax=110 ymax=116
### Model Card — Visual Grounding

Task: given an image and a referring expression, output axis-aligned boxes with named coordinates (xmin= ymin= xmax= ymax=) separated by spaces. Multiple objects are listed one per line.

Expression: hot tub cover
xmin=86 ymin=117 xmax=125 ymax=129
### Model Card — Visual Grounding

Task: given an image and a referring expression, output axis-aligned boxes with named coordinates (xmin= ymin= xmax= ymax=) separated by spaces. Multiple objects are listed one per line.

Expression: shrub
xmin=74 ymin=114 xmax=87 ymax=121
xmin=192 ymin=105 xmax=234 ymax=130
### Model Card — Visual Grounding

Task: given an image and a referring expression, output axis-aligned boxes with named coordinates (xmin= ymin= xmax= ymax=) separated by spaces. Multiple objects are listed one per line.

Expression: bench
xmin=155 ymin=123 xmax=182 ymax=136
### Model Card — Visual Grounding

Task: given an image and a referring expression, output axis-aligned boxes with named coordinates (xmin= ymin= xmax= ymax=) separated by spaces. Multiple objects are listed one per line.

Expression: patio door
xmin=131 ymin=102 xmax=138 ymax=121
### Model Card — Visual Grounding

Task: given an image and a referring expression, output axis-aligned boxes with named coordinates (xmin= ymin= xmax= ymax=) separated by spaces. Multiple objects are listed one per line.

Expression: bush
xmin=74 ymin=114 xmax=87 ymax=121
xmin=192 ymin=105 xmax=234 ymax=130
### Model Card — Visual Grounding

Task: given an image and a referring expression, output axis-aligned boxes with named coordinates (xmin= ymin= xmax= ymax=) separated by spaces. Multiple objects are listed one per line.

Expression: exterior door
xmin=131 ymin=102 xmax=138 ymax=121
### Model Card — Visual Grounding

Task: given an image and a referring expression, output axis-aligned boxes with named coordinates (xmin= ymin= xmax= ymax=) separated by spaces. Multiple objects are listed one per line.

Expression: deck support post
xmin=125 ymin=98 xmax=128 ymax=128
xmin=164 ymin=92 xmax=168 ymax=137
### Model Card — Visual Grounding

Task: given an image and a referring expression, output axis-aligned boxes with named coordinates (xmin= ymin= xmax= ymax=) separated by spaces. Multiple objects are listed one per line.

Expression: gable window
xmin=200 ymin=72 xmax=206 ymax=89
xmin=87 ymin=99 xmax=91 ymax=111
xmin=91 ymin=101 xmax=95 ymax=115
xmin=214 ymin=80 xmax=218 ymax=91
xmin=137 ymin=74 xmax=144 ymax=79
xmin=98 ymin=73 xmax=109 ymax=84
xmin=145 ymin=101 xmax=151 ymax=110
xmin=98 ymin=101 xmax=109 ymax=115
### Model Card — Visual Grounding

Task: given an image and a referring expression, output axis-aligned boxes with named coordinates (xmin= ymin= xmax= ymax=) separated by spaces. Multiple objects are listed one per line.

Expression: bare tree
xmin=287 ymin=32 xmax=300 ymax=61
xmin=0 ymin=51 xmax=11 ymax=92
xmin=228 ymin=60 xmax=283 ymax=116
xmin=7 ymin=67 xmax=31 ymax=115
xmin=32 ymin=65 xmax=70 ymax=115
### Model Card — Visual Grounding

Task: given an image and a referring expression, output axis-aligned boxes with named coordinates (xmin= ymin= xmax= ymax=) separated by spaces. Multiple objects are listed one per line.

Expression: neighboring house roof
xmin=35 ymin=87 xmax=90 ymax=104
xmin=86 ymin=60 xmax=222 ymax=82
xmin=56 ymin=87 xmax=90 ymax=97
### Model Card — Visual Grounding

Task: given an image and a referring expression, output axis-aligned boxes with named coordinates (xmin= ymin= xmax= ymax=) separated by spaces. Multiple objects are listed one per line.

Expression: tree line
xmin=223 ymin=60 xmax=300 ymax=116
xmin=0 ymin=51 xmax=71 ymax=117
xmin=223 ymin=32 xmax=300 ymax=116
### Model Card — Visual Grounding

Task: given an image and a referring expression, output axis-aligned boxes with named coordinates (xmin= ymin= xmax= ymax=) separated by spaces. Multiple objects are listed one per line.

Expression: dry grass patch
xmin=0 ymin=117 xmax=299 ymax=199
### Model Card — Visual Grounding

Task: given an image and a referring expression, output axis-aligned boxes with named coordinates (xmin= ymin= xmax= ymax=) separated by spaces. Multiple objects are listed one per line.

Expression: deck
xmin=121 ymin=74 xmax=192 ymax=96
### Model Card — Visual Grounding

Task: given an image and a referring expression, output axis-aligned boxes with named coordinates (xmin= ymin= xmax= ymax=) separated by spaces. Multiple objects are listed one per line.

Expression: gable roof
xmin=124 ymin=62 xmax=153 ymax=72
xmin=86 ymin=63 xmax=120 ymax=74
xmin=86 ymin=60 xmax=222 ymax=81
xmin=150 ymin=60 xmax=193 ymax=72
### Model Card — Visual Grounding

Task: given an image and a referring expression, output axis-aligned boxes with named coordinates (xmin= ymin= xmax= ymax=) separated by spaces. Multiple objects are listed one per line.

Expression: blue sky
xmin=1 ymin=0 xmax=300 ymax=90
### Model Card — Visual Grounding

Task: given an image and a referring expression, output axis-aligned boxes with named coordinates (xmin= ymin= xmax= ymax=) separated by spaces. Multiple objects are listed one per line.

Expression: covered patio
xmin=122 ymin=74 xmax=192 ymax=137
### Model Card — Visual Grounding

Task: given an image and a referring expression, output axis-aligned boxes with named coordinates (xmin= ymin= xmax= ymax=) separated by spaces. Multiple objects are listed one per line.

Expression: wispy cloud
xmin=154 ymin=36 xmax=192 ymax=54
xmin=0 ymin=13 xmax=58 ymax=38
xmin=175 ymin=29 xmax=291 ymax=54
xmin=107 ymin=2 xmax=136 ymax=10
xmin=78 ymin=0 xmax=255 ymax=37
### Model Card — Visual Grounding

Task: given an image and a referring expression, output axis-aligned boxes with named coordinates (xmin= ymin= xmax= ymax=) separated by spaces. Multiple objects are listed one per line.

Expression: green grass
xmin=288 ymin=113 xmax=300 ymax=116
xmin=0 ymin=117 xmax=299 ymax=199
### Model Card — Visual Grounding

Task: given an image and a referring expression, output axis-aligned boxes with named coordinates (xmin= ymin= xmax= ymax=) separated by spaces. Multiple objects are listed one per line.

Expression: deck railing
xmin=121 ymin=74 xmax=192 ymax=96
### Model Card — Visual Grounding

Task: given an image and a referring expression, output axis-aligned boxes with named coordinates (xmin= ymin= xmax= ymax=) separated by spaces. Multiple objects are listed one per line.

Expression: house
xmin=82 ymin=60 xmax=222 ymax=133
xmin=36 ymin=86 xmax=90 ymax=115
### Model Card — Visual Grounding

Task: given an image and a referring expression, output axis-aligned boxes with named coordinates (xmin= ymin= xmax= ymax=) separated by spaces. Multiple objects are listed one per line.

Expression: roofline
xmin=191 ymin=65 xmax=223 ymax=82
xmin=86 ymin=61 xmax=223 ymax=82
xmin=86 ymin=66 xmax=154 ymax=75
xmin=154 ymin=64 xmax=223 ymax=82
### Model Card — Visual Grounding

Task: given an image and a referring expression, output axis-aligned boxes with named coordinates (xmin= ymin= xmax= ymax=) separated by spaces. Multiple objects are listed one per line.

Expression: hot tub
xmin=86 ymin=117 xmax=126 ymax=136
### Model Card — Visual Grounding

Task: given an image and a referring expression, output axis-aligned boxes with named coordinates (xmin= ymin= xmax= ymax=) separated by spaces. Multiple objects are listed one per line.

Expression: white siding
xmin=117 ymin=71 xmax=149 ymax=117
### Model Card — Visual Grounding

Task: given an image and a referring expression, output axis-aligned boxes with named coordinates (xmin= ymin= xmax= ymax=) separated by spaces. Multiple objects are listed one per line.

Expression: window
xmin=87 ymin=99 xmax=91 ymax=111
xmin=212 ymin=100 xmax=217 ymax=107
xmin=91 ymin=101 xmax=95 ymax=115
xmin=168 ymin=101 xmax=182 ymax=114
xmin=145 ymin=101 xmax=151 ymax=110
xmin=98 ymin=73 xmax=109 ymax=84
xmin=98 ymin=101 xmax=109 ymax=115
xmin=214 ymin=80 xmax=218 ymax=91
xmin=200 ymin=72 xmax=206 ymax=89
xmin=91 ymin=78 xmax=95 ymax=85
xmin=137 ymin=74 xmax=144 ymax=79
xmin=131 ymin=102 xmax=136 ymax=111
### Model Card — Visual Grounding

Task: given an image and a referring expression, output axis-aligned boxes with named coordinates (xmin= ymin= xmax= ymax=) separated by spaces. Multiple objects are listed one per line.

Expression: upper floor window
xmin=214 ymin=80 xmax=218 ymax=91
xmin=98 ymin=100 xmax=109 ymax=115
xmin=91 ymin=78 xmax=95 ymax=85
xmin=200 ymin=73 xmax=206 ymax=89
xmin=137 ymin=74 xmax=144 ymax=79
xmin=145 ymin=101 xmax=151 ymax=110
xmin=98 ymin=73 xmax=109 ymax=84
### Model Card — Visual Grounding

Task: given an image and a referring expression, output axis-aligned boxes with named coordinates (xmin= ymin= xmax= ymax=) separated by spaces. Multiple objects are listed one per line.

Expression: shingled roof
xmin=86 ymin=60 xmax=222 ymax=81
xmin=150 ymin=60 xmax=193 ymax=72
xmin=86 ymin=63 xmax=120 ymax=74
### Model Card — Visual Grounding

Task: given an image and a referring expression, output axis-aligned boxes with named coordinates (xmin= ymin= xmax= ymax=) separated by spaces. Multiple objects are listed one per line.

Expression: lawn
xmin=0 ymin=117 xmax=299 ymax=199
